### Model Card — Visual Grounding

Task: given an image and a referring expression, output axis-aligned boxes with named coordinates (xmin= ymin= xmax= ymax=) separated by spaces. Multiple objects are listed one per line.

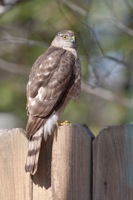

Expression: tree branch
xmin=0 ymin=33 xmax=47 ymax=47
xmin=0 ymin=58 xmax=29 ymax=75
xmin=81 ymin=82 xmax=133 ymax=108
xmin=63 ymin=1 xmax=87 ymax=17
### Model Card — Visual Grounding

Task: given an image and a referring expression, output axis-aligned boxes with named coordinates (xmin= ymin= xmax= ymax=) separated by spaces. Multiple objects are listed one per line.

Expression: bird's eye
xmin=62 ymin=35 xmax=68 ymax=39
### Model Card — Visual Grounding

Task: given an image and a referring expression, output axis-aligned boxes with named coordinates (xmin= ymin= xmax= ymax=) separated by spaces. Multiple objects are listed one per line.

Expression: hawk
xmin=25 ymin=30 xmax=81 ymax=174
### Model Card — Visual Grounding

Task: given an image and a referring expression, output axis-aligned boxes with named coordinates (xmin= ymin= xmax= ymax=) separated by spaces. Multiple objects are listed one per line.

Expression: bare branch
xmin=124 ymin=0 xmax=133 ymax=11
xmin=92 ymin=15 xmax=133 ymax=38
xmin=0 ymin=58 xmax=29 ymax=75
xmin=63 ymin=1 xmax=87 ymax=17
xmin=113 ymin=19 xmax=133 ymax=37
xmin=83 ymin=22 xmax=105 ymax=56
xmin=0 ymin=0 xmax=29 ymax=15
xmin=0 ymin=1 xmax=17 ymax=15
xmin=103 ymin=1 xmax=133 ymax=37
xmin=91 ymin=55 xmax=132 ymax=70
xmin=0 ymin=33 xmax=47 ymax=47
xmin=81 ymin=82 xmax=133 ymax=108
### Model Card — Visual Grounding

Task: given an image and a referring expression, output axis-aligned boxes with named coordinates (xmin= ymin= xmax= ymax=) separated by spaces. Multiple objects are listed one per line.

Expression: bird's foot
xmin=58 ymin=120 xmax=70 ymax=126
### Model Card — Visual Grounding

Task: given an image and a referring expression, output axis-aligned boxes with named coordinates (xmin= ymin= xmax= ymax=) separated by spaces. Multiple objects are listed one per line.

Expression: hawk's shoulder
xmin=27 ymin=46 xmax=76 ymax=100
xmin=31 ymin=46 xmax=66 ymax=70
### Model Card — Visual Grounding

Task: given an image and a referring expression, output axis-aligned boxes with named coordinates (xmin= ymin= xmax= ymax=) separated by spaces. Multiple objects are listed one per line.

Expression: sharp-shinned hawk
xmin=25 ymin=30 xmax=81 ymax=174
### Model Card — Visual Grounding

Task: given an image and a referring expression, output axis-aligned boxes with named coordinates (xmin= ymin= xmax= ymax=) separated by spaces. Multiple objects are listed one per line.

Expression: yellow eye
xmin=62 ymin=35 xmax=68 ymax=39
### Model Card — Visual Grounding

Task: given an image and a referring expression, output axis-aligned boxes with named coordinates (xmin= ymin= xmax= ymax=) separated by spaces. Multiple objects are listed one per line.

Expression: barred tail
xmin=25 ymin=127 xmax=43 ymax=175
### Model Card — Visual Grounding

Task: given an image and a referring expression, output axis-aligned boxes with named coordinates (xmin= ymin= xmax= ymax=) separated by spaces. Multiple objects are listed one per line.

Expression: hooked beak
xmin=71 ymin=35 xmax=76 ymax=43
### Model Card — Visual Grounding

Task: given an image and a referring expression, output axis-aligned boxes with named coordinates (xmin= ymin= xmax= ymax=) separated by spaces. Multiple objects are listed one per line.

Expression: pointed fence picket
xmin=0 ymin=124 xmax=133 ymax=200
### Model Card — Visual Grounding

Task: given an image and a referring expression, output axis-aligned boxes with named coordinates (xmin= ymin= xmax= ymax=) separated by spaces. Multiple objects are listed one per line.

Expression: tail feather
xmin=25 ymin=127 xmax=43 ymax=175
xmin=25 ymin=113 xmax=59 ymax=174
xmin=26 ymin=115 xmax=44 ymax=139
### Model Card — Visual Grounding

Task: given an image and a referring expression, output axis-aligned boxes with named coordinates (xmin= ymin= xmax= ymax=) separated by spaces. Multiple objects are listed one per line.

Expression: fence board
xmin=2 ymin=124 xmax=133 ymax=199
xmin=93 ymin=125 xmax=133 ymax=200
xmin=0 ymin=129 xmax=31 ymax=200
xmin=51 ymin=124 xmax=93 ymax=200
xmin=0 ymin=124 xmax=93 ymax=200
xmin=32 ymin=124 xmax=93 ymax=200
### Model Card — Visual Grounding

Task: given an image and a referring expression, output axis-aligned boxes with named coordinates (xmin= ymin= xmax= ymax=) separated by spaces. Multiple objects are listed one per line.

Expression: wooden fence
xmin=0 ymin=123 xmax=133 ymax=200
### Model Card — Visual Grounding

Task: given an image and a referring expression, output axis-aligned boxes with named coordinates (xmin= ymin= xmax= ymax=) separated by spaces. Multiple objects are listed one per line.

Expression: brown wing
xmin=67 ymin=57 xmax=81 ymax=99
xmin=26 ymin=46 xmax=75 ymax=138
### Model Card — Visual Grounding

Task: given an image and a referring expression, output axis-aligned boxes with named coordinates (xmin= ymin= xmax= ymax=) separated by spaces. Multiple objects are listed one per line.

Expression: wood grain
xmin=31 ymin=123 xmax=93 ymax=200
xmin=93 ymin=125 xmax=133 ymax=200
xmin=0 ymin=129 xmax=31 ymax=200
xmin=3 ymin=124 xmax=133 ymax=199
xmin=0 ymin=124 xmax=93 ymax=200
xmin=51 ymin=124 xmax=93 ymax=200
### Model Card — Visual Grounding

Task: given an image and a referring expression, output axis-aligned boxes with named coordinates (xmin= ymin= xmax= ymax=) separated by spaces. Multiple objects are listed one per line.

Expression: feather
xmin=25 ymin=30 xmax=81 ymax=174
xmin=25 ymin=127 xmax=43 ymax=174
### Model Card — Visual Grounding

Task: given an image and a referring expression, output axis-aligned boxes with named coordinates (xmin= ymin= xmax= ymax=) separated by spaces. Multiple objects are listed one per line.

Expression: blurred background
xmin=0 ymin=0 xmax=133 ymax=135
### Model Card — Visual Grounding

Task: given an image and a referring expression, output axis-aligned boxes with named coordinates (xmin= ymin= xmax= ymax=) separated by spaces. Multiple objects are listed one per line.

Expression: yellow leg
xmin=58 ymin=120 xmax=70 ymax=126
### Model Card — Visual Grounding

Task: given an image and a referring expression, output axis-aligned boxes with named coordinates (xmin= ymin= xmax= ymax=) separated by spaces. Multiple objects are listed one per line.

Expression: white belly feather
xmin=43 ymin=113 xmax=59 ymax=140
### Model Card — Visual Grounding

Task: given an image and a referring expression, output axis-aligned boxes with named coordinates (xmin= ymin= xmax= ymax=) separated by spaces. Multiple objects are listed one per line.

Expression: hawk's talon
xmin=58 ymin=120 xmax=70 ymax=126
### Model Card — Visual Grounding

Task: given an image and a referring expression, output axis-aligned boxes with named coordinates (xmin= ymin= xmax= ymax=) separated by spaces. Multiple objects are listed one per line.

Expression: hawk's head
xmin=51 ymin=30 xmax=77 ymax=48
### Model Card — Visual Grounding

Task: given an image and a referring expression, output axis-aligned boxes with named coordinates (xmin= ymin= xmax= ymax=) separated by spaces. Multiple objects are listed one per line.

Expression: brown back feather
xmin=26 ymin=46 xmax=75 ymax=139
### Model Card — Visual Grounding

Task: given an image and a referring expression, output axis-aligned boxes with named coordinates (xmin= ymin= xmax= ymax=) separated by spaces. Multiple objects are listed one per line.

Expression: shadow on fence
xmin=0 ymin=124 xmax=133 ymax=200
